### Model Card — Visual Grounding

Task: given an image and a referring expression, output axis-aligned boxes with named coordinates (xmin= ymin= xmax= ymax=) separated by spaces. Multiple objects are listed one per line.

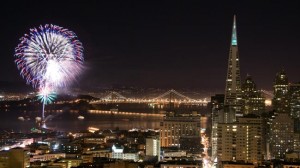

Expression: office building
xmin=289 ymin=83 xmax=300 ymax=118
xmin=211 ymin=94 xmax=225 ymax=162
xmin=217 ymin=116 xmax=262 ymax=165
xmin=242 ymin=75 xmax=265 ymax=116
xmin=273 ymin=69 xmax=289 ymax=113
xmin=160 ymin=115 xmax=201 ymax=147
xmin=269 ymin=113 xmax=294 ymax=159
xmin=224 ymin=15 xmax=243 ymax=116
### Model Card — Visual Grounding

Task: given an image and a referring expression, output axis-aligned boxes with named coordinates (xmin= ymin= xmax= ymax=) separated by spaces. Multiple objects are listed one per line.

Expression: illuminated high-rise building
xmin=289 ymin=83 xmax=300 ymax=118
xmin=224 ymin=15 xmax=243 ymax=116
xmin=217 ymin=116 xmax=262 ymax=165
xmin=270 ymin=113 xmax=294 ymax=159
xmin=211 ymin=15 xmax=242 ymax=163
xmin=160 ymin=115 xmax=201 ymax=147
xmin=272 ymin=69 xmax=289 ymax=113
xmin=242 ymin=75 xmax=265 ymax=116
xmin=211 ymin=94 xmax=224 ymax=161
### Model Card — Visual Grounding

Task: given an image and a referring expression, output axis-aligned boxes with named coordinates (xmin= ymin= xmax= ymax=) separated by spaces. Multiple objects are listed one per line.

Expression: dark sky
xmin=0 ymin=0 xmax=300 ymax=92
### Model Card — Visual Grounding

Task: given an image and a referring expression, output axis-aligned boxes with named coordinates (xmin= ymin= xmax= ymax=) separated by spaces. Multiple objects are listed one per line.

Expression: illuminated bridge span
xmin=88 ymin=110 xmax=165 ymax=117
xmin=102 ymin=91 xmax=127 ymax=100
xmin=90 ymin=89 xmax=209 ymax=106
xmin=153 ymin=89 xmax=191 ymax=100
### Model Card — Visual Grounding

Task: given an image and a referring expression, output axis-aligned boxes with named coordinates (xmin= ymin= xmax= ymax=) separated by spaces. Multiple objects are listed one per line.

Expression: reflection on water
xmin=0 ymin=111 xmax=164 ymax=132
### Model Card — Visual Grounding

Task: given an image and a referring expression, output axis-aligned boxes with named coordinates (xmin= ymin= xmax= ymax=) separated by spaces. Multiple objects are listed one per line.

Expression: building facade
xmin=211 ymin=94 xmax=225 ymax=162
xmin=289 ymin=83 xmax=300 ymax=118
xmin=217 ymin=117 xmax=262 ymax=165
xmin=0 ymin=148 xmax=30 ymax=168
xmin=146 ymin=136 xmax=160 ymax=159
xmin=270 ymin=113 xmax=294 ymax=159
xmin=160 ymin=115 xmax=201 ymax=147
xmin=241 ymin=75 xmax=265 ymax=116
xmin=272 ymin=69 xmax=289 ymax=113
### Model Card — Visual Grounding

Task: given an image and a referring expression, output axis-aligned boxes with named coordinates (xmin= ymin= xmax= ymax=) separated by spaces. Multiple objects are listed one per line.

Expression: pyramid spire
xmin=224 ymin=15 xmax=242 ymax=115
xmin=231 ymin=15 xmax=237 ymax=46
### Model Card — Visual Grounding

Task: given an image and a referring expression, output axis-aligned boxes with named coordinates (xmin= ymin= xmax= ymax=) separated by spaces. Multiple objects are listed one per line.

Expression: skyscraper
xmin=270 ymin=113 xmax=294 ymax=159
xmin=224 ymin=15 xmax=243 ymax=116
xmin=211 ymin=94 xmax=225 ymax=161
xmin=289 ymin=83 xmax=300 ymax=118
xmin=272 ymin=69 xmax=289 ymax=113
xmin=242 ymin=75 xmax=265 ymax=116
xmin=217 ymin=116 xmax=262 ymax=164
xmin=214 ymin=16 xmax=265 ymax=166
xmin=211 ymin=15 xmax=242 ymax=163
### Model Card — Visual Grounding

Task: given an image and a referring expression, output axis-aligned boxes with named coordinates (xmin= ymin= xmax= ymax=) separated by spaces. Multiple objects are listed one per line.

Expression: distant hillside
xmin=0 ymin=81 xmax=32 ymax=93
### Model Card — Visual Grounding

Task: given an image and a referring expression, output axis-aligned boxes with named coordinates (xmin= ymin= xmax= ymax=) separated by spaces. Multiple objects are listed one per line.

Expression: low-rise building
xmin=83 ymin=137 xmax=106 ymax=144
xmin=60 ymin=158 xmax=82 ymax=168
xmin=103 ymin=160 xmax=139 ymax=168
xmin=160 ymin=164 xmax=201 ymax=168
xmin=30 ymin=153 xmax=66 ymax=162
xmin=222 ymin=162 xmax=255 ymax=168
xmin=111 ymin=144 xmax=139 ymax=162
xmin=0 ymin=148 xmax=30 ymax=168
xmin=85 ymin=149 xmax=112 ymax=158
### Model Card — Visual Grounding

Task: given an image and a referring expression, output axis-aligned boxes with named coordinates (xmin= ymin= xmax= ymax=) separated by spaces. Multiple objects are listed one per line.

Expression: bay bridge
xmin=90 ymin=89 xmax=209 ymax=106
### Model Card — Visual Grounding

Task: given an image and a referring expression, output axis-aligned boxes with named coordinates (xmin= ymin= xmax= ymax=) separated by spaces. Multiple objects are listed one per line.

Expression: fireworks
xmin=15 ymin=24 xmax=84 ymax=89
xmin=15 ymin=24 xmax=84 ymax=121
xmin=37 ymin=87 xmax=56 ymax=105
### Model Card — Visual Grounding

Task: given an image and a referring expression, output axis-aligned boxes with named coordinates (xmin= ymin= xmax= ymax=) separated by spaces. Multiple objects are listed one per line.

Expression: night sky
xmin=0 ymin=0 xmax=299 ymax=92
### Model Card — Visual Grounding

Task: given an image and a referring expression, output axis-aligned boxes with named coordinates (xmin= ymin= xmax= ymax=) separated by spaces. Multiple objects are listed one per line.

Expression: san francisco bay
xmin=0 ymin=110 xmax=164 ymax=132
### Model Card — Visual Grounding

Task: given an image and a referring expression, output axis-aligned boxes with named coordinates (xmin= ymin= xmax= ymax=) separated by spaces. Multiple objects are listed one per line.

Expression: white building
xmin=146 ymin=137 xmax=160 ymax=159
xmin=111 ymin=145 xmax=139 ymax=162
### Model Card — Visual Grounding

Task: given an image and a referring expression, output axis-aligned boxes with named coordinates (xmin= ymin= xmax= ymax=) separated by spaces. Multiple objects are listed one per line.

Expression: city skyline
xmin=2 ymin=1 xmax=300 ymax=167
xmin=0 ymin=1 xmax=300 ymax=92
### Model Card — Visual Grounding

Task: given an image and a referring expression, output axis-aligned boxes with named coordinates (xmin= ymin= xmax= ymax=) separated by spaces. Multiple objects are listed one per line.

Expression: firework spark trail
xmin=15 ymin=24 xmax=84 ymax=121
xmin=37 ymin=86 xmax=56 ymax=120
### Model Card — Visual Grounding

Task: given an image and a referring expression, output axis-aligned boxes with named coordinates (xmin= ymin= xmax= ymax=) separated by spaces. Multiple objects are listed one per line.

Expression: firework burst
xmin=15 ymin=24 xmax=84 ymax=121
xmin=15 ymin=24 xmax=84 ymax=89
xmin=37 ymin=87 xmax=56 ymax=105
